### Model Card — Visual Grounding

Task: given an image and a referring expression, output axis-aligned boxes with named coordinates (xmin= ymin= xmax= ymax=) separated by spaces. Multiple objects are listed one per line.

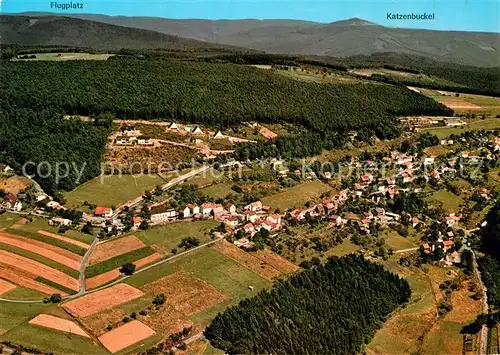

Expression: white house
xmin=168 ymin=122 xmax=179 ymax=130
xmin=244 ymin=211 xmax=259 ymax=223
xmin=133 ymin=216 xmax=142 ymax=230
xmin=137 ymin=137 xmax=154 ymax=146
xmin=213 ymin=131 xmax=224 ymax=139
xmin=115 ymin=136 xmax=136 ymax=145
xmin=224 ymin=216 xmax=239 ymax=228
xmin=266 ymin=214 xmax=281 ymax=225
xmin=49 ymin=217 xmax=72 ymax=226
xmin=226 ymin=203 xmax=237 ymax=214
xmin=192 ymin=126 xmax=203 ymax=135
xmin=2 ymin=194 xmax=22 ymax=212
xmin=245 ymin=201 xmax=262 ymax=212
xmin=151 ymin=209 xmax=178 ymax=224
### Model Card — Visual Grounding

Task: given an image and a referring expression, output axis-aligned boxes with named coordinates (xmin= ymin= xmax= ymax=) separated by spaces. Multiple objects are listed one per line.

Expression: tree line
xmin=205 ymin=255 xmax=411 ymax=354
xmin=478 ymin=201 xmax=500 ymax=306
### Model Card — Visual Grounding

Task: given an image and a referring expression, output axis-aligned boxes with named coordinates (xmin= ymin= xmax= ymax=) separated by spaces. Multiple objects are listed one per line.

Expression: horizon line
xmin=3 ymin=11 xmax=500 ymax=34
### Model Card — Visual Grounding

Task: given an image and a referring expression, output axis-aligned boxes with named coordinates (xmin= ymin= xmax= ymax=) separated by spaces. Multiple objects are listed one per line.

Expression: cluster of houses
xmin=399 ymin=116 xmax=467 ymax=129
xmin=421 ymin=228 xmax=461 ymax=266
xmin=1 ymin=193 xmax=23 ymax=212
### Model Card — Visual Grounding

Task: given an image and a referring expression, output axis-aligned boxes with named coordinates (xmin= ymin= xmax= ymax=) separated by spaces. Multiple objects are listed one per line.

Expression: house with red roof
xmin=95 ymin=206 xmax=113 ymax=218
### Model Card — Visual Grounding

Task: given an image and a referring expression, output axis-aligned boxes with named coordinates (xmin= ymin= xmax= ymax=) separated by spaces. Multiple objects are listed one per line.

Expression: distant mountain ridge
xmin=6 ymin=12 xmax=500 ymax=66
xmin=0 ymin=15 xmax=250 ymax=52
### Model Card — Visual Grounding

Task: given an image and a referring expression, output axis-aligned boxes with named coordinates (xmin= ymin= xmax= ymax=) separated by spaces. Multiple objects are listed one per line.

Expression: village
xmin=3 ymin=124 xmax=498 ymax=271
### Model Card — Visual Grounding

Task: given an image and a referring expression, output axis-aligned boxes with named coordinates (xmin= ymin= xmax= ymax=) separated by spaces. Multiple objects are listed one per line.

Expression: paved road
xmin=76 ymin=237 xmax=99 ymax=295
xmin=110 ymin=165 xmax=212 ymax=218
xmin=0 ymin=234 xmax=225 ymax=303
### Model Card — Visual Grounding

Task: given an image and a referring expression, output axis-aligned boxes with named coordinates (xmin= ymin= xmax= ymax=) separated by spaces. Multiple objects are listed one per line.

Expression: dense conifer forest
xmin=0 ymin=58 xmax=451 ymax=161
xmin=207 ymin=53 xmax=500 ymax=96
xmin=478 ymin=201 xmax=500 ymax=306
xmin=205 ymin=255 xmax=411 ymax=354
xmin=0 ymin=106 xmax=110 ymax=194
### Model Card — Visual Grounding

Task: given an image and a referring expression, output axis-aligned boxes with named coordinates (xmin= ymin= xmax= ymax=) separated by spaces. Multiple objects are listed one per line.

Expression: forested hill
xmin=205 ymin=255 xmax=411 ymax=354
xmin=0 ymin=59 xmax=450 ymax=136
xmin=0 ymin=59 xmax=451 ymax=170
xmin=0 ymin=15 xmax=248 ymax=52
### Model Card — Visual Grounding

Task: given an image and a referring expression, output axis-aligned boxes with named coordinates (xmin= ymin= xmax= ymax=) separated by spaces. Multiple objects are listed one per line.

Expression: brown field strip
xmin=134 ymin=252 xmax=163 ymax=268
xmin=437 ymin=99 xmax=482 ymax=110
xmin=98 ymin=320 xmax=155 ymax=353
xmin=89 ymin=235 xmax=145 ymax=265
xmin=0 ymin=232 xmax=81 ymax=270
xmin=0 ymin=263 xmax=67 ymax=295
xmin=0 ymin=278 xmax=16 ymax=295
xmin=85 ymin=270 xmax=121 ymax=290
xmin=252 ymin=249 xmax=299 ymax=274
xmin=0 ymin=250 xmax=79 ymax=291
xmin=38 ymin=230 xmax=90 ymax=249
xmin=29 ymin=314 xmax=90 ymax=338
xmin=63 ymin=283 xmax=144 ymax=318
xmin=213 ymin=240 xmax=282 ymax=280
xmin=85 ymin=253 xmax=163 ymax=290
xmin=141 ymin=271 xmax=228 ymax=316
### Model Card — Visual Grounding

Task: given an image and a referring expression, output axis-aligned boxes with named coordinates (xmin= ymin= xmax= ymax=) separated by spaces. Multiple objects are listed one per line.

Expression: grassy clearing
xmin=126 ymin=247 xmax=271 ymax=321
xmin=421 ymin=321 xmax=467 ymax=355
xmin=135 ymin=220 xmax=218 ymax=252
xmin=276 ymin=67 xmax=358 ymax=84
xmin=431 ymin=92 xmax=500 ymax=116
xmin=368 ymin=260 xmax=436 ymax=355
xmin=324 ymin=239 xmax=361 ymax=258
xmin=2 ymin=287 xmax=46 ymax=300
xmin=16 ymin=52 xmax=114 ymax=61
xmin=85 ymin=246 xmax=156 ymax=278
xmin=425 ymin=189 xmax=464 ymax=211
xmin=5 ymin=228 xmax=87 ymax=256
xmin=383 ymin=230 xmax=419 ymax=251
xmin=200 ymin=183 xmax=233 ymax=199
xmin=64 ymin=174 xmax=171 ymax=208
xmin=422 ymin=118 xmax=500 ymax=139
xmin=0 ymin=242 xmax=80 ymax=278
xmin=13 ymin=217 xmax=95 ymax=244
xmin=0 ymin=302 xmax=48 ymax=332
xmin=188 ymin=169 xmax=227 ymax=187
xmin=0 ymin=213 xmax=18 ymax=228
xmin=204 ymin=341 xmax=225 ymax=355
xmin=1 ymin=323 xmax=108 ymax=354
xmin=261 ymin=180 xmax=331 ymax=211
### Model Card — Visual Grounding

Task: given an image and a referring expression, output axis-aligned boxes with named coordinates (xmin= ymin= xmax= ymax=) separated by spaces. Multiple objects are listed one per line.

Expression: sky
xmin=2 ymin=0 xmax=499 ymax=32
